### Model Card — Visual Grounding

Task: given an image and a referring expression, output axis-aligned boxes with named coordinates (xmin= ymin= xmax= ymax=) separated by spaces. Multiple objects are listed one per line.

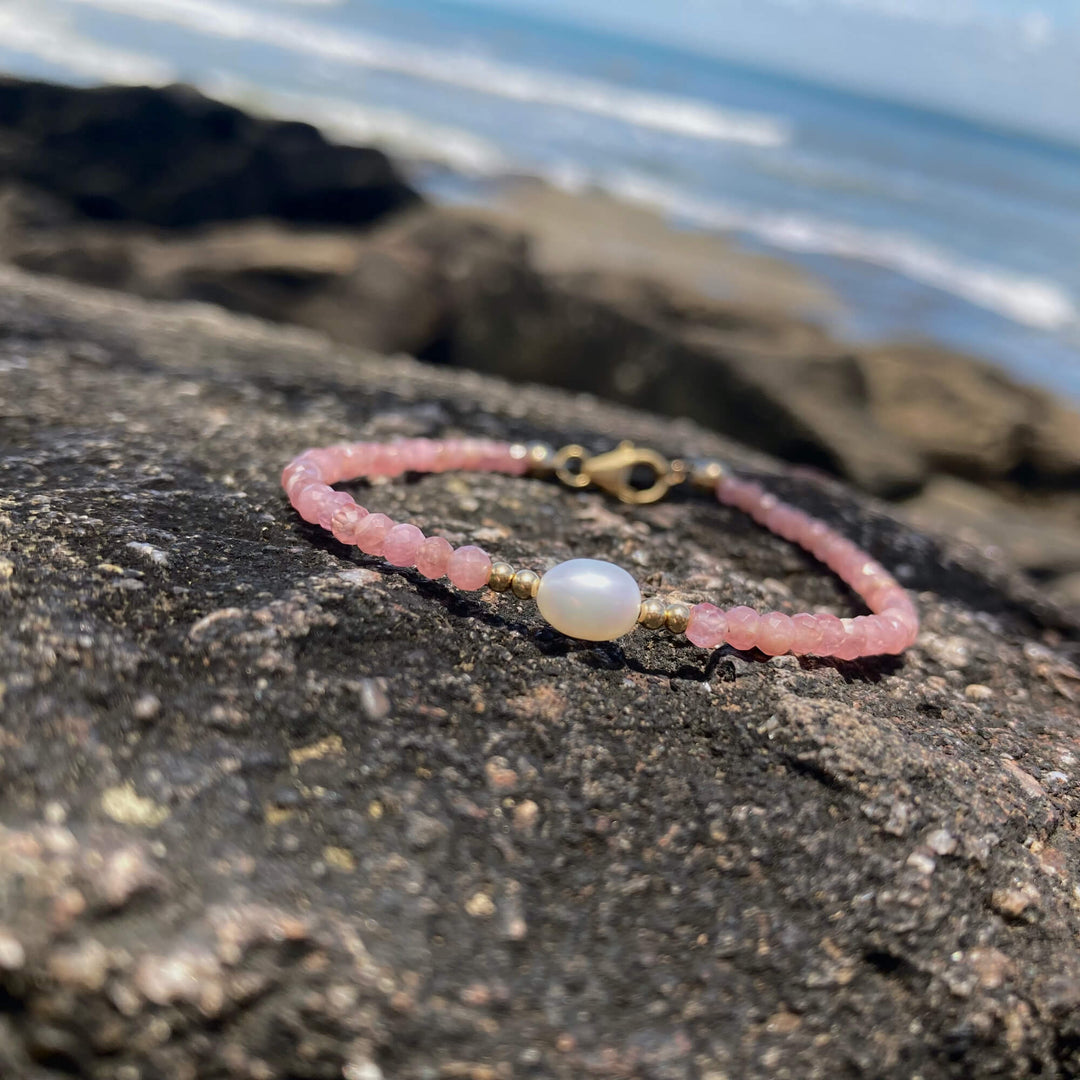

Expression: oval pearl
xmin=535 ymin=559 xmax=642 ymax=642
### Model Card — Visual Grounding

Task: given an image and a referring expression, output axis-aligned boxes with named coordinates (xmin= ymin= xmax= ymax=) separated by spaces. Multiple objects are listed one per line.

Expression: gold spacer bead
xmin=664 ymin=601 xmax=692 ymax=635
xmin=689 ymin=460 xmax=726 ymax=492
xmin=638 ymin=597 xmax=668 ymax=630
xmin=524 ymin=442 xmax=556 ymax=477
xmin=511 ymin=569 xmax=541 ymax=599
xmin=488 ymin=562 xmax=516 ymax=592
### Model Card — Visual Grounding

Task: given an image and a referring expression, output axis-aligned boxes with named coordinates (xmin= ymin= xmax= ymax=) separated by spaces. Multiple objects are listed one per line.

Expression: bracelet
xmin=281 ymin=437 xmax=919 ymax=658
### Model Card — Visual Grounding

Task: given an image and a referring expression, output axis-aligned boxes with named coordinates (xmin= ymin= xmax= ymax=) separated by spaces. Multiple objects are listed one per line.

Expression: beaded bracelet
xmin=281 ymin=438 xmax=919 ymax=658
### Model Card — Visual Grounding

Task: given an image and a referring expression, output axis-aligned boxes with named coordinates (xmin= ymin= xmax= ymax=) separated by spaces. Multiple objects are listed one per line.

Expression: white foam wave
xmin=201 ymin=74 xmax=511 ymax=176
xmin=57 ymin=0 xmax=790 ymax=147
xmin=583 ymin=170 xmax=1079 ymax=332
xmin=0 ymin=1 xmax=173 ymax=84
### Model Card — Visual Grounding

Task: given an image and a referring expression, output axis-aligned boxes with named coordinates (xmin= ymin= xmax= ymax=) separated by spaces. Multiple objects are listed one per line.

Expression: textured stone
xmin=0 ymin=264 xmax=1079 ymax=1079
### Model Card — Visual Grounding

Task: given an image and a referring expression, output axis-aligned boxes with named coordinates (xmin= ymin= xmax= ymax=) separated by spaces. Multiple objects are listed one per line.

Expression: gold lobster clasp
xmin=552 ymin=441 xmax=686 ymax=504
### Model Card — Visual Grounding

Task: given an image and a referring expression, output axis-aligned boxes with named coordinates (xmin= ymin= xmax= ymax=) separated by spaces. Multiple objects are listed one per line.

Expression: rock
xmin=0 ymin=77 xmax=420 ymax=227
xmin=1 ymin=263 xmax=1079 ymax=1077
xmin=900 ymin=475 xmax=1080 ymax=607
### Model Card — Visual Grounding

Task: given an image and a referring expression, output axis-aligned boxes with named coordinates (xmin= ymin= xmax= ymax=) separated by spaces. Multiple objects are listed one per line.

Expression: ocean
xmin=2 ymin=0 xmax=1080 ymax=400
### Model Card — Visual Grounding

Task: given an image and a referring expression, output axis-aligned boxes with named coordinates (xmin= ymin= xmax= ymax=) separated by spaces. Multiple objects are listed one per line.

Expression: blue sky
xmin=458 ymin=0 xmax=1080 ymax=144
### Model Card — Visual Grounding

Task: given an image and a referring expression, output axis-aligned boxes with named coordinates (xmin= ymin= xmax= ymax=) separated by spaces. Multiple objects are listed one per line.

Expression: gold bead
xmin=638 ymin=597 xmax=667 ymax=630
xmin=488 ymin=562 xmax=516 ymax=592
xmin=689 ymin=460 xmax=726 ymax=492
xmin=664 ymin=601 xmax=692 ymax=635
xmin=524 ymin=442 xmax=556 ymax=477
xmin=511 ymin=569 xmax=540 ymax=599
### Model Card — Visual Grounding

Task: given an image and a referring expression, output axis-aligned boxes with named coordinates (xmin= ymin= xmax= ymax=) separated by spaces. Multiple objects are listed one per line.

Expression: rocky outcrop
xmin=0 ymin=78 xmax=420 ymax=227
xmin=1 ymin=264 xmax=1080 ymax=1078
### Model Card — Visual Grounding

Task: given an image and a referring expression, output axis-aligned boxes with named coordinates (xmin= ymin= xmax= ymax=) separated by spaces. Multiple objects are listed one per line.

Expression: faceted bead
xmin=535 ymin=559 xmax=641 ymax=642
xmin=295 ymin=484 xmax=334 ymax=524
xmin=447 ymin=545 xmax=492 ymax=591
xmin=317 ymin=491 xmax=355 ymax=532
xmin=382 ymin=523 xmax=425 ymax=567
xmin=815 ymin=613 xmax=845 ymax=655
xmin=355 ymin=513 xmax=394 ymax=556
xmin=330 ymin=502 xmax=369 ymax=545
xmin=834 ymin=618 xmax=867 ymax=661
xmin=789 ymin=612 xmax=823 ymax=655
xmin=415 ymin=536 xmax=453 ymax=579
xmin=686 ymin=603 xmax=728 ymax=649
xmin=757 ymin=611 xmax=794 ymax=656
xmin=859 ymin=615 xmax=888 ymax=656
xmin=724 ymin=606 xmax=761 ymax=652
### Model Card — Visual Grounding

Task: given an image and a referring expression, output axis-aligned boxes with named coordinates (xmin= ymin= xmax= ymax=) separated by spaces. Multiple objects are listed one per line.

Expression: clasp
xmin=553 ymin=442 xmax=687 ymax=504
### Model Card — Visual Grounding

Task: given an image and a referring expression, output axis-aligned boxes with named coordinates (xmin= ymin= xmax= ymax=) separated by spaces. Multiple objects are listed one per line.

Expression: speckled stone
xmin=0 ymin=263 xmax=1078 ymax=1080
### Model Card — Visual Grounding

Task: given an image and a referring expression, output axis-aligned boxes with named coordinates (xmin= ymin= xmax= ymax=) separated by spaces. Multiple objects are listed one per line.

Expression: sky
xmin=456 ymin=0 xmax=1080 ymax=145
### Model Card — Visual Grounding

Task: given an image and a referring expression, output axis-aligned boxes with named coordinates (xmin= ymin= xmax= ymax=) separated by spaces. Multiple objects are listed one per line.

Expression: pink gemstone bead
xmin=789 ymin=612 xmax=823 ymax=655
xmin=447 ymin=545 xmax=492 ymax=591
xmin=815 ymin=613 xmax=845 ymax=655
xmin=748 ymin=493 xmax=778 ymax=524
xmin=370 ymin=444 xmax=405 ymax=477
xmin=355 ymin=513 xmax=395 ymax=556
xmin=295 ymin=483 xmax=334 ymax=524
xmin=834 ymin=618 xmax=867 ymax=661
xmin=317 ymin=491 xmax=355 ymax=532
xmin=330 ymin=501 xmax=369 ymax=545
xmin=415 ymin=536 xmax=453 ymax=579
xmin=877 ymin=612 xmax=910 ymax=655
xmin=859 ymin=615 xmax=887 ymax=657
xmin=724 ymin=605 xmax=761 ymax=652
xmin=686 ymin=603 xmax=728 ymax=649
xmin=382 ymin=523 xmax=425 ymax=567
xmin=281 ymin=461 xmax=321 ymax=495
xmin=757 ymin=611 xmax=794 ymax=656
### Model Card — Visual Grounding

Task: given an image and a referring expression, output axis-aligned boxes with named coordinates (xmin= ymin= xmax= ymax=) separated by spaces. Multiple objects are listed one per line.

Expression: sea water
xmin=2 ymin=0 xmax=1079 ymax=400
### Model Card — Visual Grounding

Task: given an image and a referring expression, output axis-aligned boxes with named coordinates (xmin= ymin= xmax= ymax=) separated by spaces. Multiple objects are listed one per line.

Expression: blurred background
xmin=1 ymin=0 xmax=1079 ymax=606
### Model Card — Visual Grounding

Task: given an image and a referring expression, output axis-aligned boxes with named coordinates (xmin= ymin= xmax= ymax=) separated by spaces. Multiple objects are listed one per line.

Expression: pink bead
xmin=748 ymin=493 xmax=778 ymax=524
xmin=382 ymin=523 xmax=425 ymax=567
xmin=874 ymin=586 xmax=911 ymax=614
xmin=370 ymin=444 xmax=405 ymax=477
xmin=295 ymin=483 xmax=334 ymax=524
xmin=355 ymin=513 xmax=395 ymax=556
xmin=877 ymin=612 xmax=910 ymax=655
xmin=804 ymin=522 xmax=833 ymax=560
xmin=447 ymin=545 xmax=492 ymax=591
xmin=765 ymin=505 xmax=800 ymax=541
xmin=330 ymin=501 xmax=369 ymax=545
xmin=281 ymin=461 xmax=321 ymax=495
xmin=415 ymin=536 xmax=453 ymax=579
xmin=686 ymin=603 xmax=728 ymax=649
xmin=715 ymin=475 xmax=740 ymax=503
xmin=724 ymin=606 xmax=761 ymax=651
xmin=317 ymin=491 xmax=355 ymax=531
xmin=409 ymin=439 xmax=442 ymax=473
xmin=789 ymin=612 xmax=823 ymax=655
xmin=834 ymin=618 xmax=867 ymax=661
xmin=815 ymin=613 xmax=845 ymax=655
xmin=757 ymin=611 xmax=794 ymax=656
xmin=504 ymin=446 xmax=530 ymax=476
xmin=859 ymin=615 xmax=887 ymax=657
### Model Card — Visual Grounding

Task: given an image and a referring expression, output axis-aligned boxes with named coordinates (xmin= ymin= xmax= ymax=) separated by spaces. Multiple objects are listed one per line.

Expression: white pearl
xmin=535 ymin=559 xmax=641 ymax=642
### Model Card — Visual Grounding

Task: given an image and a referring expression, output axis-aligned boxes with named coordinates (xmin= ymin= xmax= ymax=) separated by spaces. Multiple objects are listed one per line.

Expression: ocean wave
xmin=0 ymin=1 xmax=173 ymax=84
xmin=582 ymin=170 xmax=1079 ymax=332
xmin=201 ymin=74 xmax=511 ymax=176
xmin=58 ymin=0 xmax=790 ymax=147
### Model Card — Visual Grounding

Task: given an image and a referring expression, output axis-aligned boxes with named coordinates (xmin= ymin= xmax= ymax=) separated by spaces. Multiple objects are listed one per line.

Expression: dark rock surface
xmin=1 ymin=264 xmax=1080 ymax=1078
xmin=0 ymin=78 xmax=420 ymax=227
